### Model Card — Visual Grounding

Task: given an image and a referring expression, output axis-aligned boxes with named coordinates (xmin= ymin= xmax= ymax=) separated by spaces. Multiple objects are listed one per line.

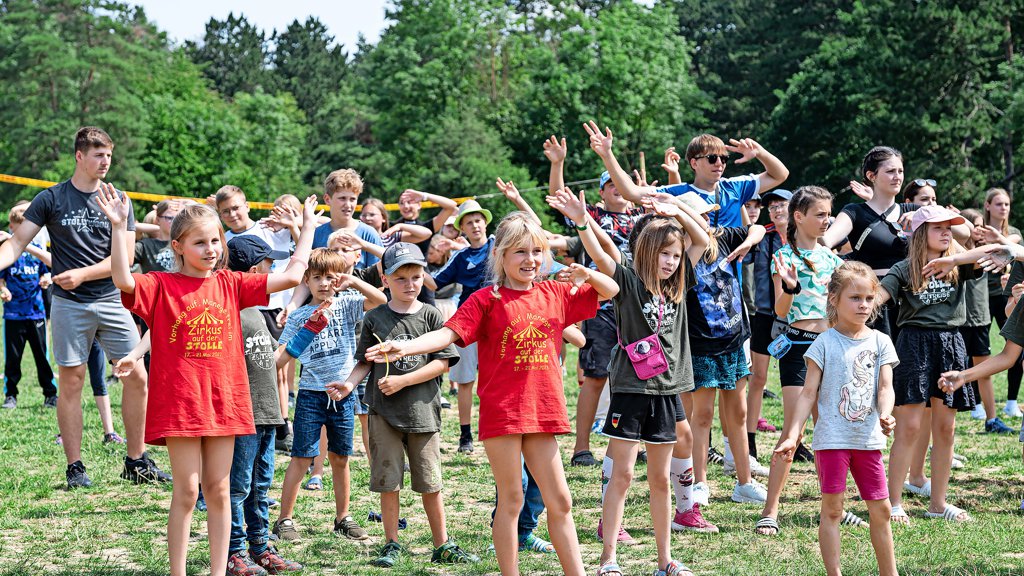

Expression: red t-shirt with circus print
xmin=445 ymin=281 xmax=598 ymax=441
xmin=122 ymin=270 xmax=269 ymax=445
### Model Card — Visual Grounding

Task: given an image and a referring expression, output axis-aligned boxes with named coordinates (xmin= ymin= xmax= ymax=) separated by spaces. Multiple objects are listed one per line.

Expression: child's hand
xmin=772 ymin=253 xmax=799 ymax=290
xmin=302 ymin=194 xmax=322 ymax=226
xmin=978 ymin=243 xmax=1024 ymax=273
xmin=1012 ymin=282 xmax=1024 ymax=301
xmin=921 ymin=256 xmax=956 ymax=280
xmin=38 ymin=274 xmax=52 ymax=289
xmin=0 ymin=286 xmax=11 ymax=302
xmin=583 ymin=120 xmax=614 ymax=159
xmin=849 ymin=180 xmax=874 ymax=202
xmin=545 ymin=187 xmax=588 ymax=224
xmin=553 ymin=266 xmax=573 ymax=284
xmin=879 ymin=414 xmax=896 ymax=437
xmin=366 ymin=340 xmax=406 ymax=363
xmin=495 ymin=178 xmax=521 ymax=203
xmin=0 ymin=230 xmax=11 ymax=242
xmin=938 ymin=371 xmax=965 ymax=394
xmin=326 ymin=381 xmax=355 ymax=401
xmin=565 ymin=263 xmax=591 ymax=295
xmin=980 ymin=225 xmax=1007 ymax=245
xmin=399 ymin=189 xmax=425 ymax=206
xmin=725 ymin=138 xmax=761 ymax=164
xmin=52 ymin=268 xmax=86 ymax=291
xmin=94 ymin=182 xmax=130 ymax=226
xmin=113 ymin=357 xmax=139 ymax=378
xmin=641 ymin=196 xmax=681 ymax=218
xmin=308 ymin=298 xmax=333 ymax=323
xmin=334 ymin=274 xmax=354 ymax=292
xmin=773 ymin=438 xmax=797 ymax=463
xmin=542 ymin=135 xmax=567 ymax=164
xmin=726 ymin=241 xmax=754 ymax=264
xmin=377 ymin=375 xmax=408 ymax=396
xmin=662 ymin=146 xmax=681 ymax=177
xmin=381 ymin=225 xmax=403 ymax=239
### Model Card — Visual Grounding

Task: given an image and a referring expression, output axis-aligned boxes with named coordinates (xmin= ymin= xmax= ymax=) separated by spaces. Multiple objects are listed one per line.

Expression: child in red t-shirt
xmin=97 ymin=187 xmax=318 ymax=576
xmin=366 ymin=212 xmax=618 ymax=576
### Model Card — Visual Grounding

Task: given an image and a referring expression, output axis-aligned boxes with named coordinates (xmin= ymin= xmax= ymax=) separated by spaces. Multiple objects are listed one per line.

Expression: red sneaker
xmin=757 ymin=418 xmax=778 ymax=433
xmin=227 ymin=552 xmax=268 ymax=576
xmin=672 ymin=504 xmax=719 ymax=533
xmin=596 ymin=518 xmax=637 ymax=545
xmin=254 ymin=548 xmax=303 ymax=574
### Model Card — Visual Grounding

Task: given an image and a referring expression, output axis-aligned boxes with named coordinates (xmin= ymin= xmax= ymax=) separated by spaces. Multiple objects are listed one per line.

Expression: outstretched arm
xmin=543 ymin=135 xmax=567 ymax=195
xmin=400 ymin=189 xmax=458 ymax=233
xmin=496 ymin=178 xmax=541 ymax=226
xmin=547 ymin=187 xmax=616 ymax=276
xmin=726 ymin=138 xmax=789 ymax=192
xmin=266 ymin=195 xmax=320 ymax=294
xmin=94 ymin=183 xmax=136 ymax=294
xmin=365 ymin=327 xmax=460 ymax=364
xmin=583 ymin=120 xmax=655 ymax=204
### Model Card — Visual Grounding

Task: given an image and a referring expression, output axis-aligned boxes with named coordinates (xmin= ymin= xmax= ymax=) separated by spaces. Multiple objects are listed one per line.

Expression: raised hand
xmin=662 ymin=146 xmax=681 ymax=176
xmin=565 ymin=263 xmax=590 ymax=295
xmin=772 ymin=253 xmax=799 ymax=290
xmin=546 ymin=187 xmax=588 ymax=224
xmin=542 ymin=135 xmax=567 ymax=164
xmin=725 ymin=138 xmax=762 ymax=164
xmin=981 ymin=225 xmax=1007 ymax=245
xmin=308 ymin=298 xmax=333 ymax=323
xmin=583 ymin=120 xmax=613 ymax=159
xmin=399 ymin=189 xmax=424 ymax=206
xmin=641 ymin=197 xmax=681 ymax=218
xmin=495 ymin=178 xmax=521 ymax=202
xmin=94 ymin=182 xmax=129 ymax=226
xmin=381 ymin=225 xmax=402 ymax=239
xmin=303 ymin=194 xmax=321 ymax=223
xmin=849 ymin=180 xmax=874 ymax=202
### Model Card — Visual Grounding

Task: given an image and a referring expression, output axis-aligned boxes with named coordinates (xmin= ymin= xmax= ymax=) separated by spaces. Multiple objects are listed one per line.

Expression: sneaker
xmin=103 ymin=432 xmax=126 ymax=444
xmin=431 ymin=539 xmax=479 ymax=564
xmin=591 ymin=418 xmax=605 ymax=434
xmin=333 ymin=515 xmax=369 ymax=540
xmin=440 ymin=396 xmax=451 ymax=409
xmin=65 ymin=460 xmax=92 ymax=489
xmin=1003 ymin=402 xmax=1023 ymax=418
xmin=692 ymin=482 xmax=710 ymax=506
xmin=793 ymin=442 xmax=815 ymax=463
xmin=253 ymin=547 xmax=303 ymax=573
xmin=272 ymin=518 xmax=301 ymax=542
xmin=458 ymin=436 xmax=474 ymax=454
xmin=970 ymin=405 xmax=987 ymax=420
xmin=2 ymin=396 xmax=15 ymax=409
xmin=195 ymin=488 xmax=207 ymax=512
xmin=43 ymin=395 xmax=57 ymax=408
xmin=372 ymin=540 xmax=403 ymax=568
xmin=121 ymin=452 xmax=172 ymax=483
xmin=672 ymin=504 xmax=719 ymax=533
xmin=756 ymin=418 xmax=777 ymax=432
xmin=732 ymin=481 xmax=768 ymax=503
xmin=707 ymin=447 xmax=725 ymax=466
xmin=763 ymin=389 xmax=779 ymax=400
xmin=596 ymin=518 xmax=637 ymax=545
xmin=985 ymin=417 xmax=1015 ymax=434
xmin=227 ymin=551 xmax=269 ymax=576
xmin=723 ymin=456 xmax=769 ymax=478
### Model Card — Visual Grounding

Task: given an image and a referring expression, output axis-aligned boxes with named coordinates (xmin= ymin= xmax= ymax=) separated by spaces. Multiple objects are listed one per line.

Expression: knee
xmin=328 ymin=453 xmax=350 ymax=467
xmin=868 ymin=500 xmax=892 ymax=521
xmin=690 ymin=409 xmax=714 ymax=429
xmin=932 ymin=419 xmax=956 ymax=440
xmin=497 ymin=490 xmax=524 ymax=517
xmin=647 ymin=470 xmax=670 ymax=492
xmin=609 ymin=466 xmax=634 ymax=488
xmin=544 ymin=490 xmax=573 ymax=518
xmin=174 ymin=482 xmax=201 ymax=509
xmin=819 ymin=500 xmax=844 ymax=523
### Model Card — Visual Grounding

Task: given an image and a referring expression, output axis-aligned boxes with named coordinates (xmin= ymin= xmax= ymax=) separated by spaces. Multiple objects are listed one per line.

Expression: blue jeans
xmin=229 ymin=425 xmax=276 ymax=554
xmin=492 ymin=460 xmax=546 ymax=545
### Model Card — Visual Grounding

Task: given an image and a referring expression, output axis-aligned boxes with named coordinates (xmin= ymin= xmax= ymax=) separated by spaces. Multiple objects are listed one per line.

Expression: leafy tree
xmin=186 ymin=13 xmax=274 ymax=98
xmin=272 ymin=17 xmax=348 ymax=119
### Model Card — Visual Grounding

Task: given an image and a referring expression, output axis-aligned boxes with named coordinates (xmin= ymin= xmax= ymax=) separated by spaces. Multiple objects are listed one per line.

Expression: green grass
xmin=1 ymin=327 xmax=1023 ymax=575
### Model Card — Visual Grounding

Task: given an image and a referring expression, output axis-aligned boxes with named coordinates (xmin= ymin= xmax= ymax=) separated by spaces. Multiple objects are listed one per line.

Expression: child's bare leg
xmin=278 ymin=456 xmax=313 ymax=520
xmin=358 ymin=413 xmax=370 ymax=459
xmin=421 ymin=491 xmax=448 ymax=548
xmin=328 ymin=452 xmax=351 ymax=520
xmin=457 ymin=381 xmax=475 ymax=427
xmin=865 ymin=499 xmax=898 ymax=576
xmin=886 ymin=404 xmax=924 ymax=519
xmin=819 ymin=492 xmax=845 ymax=576
xmin=94 ymin=394 xmax=116 ymax=435
xmin=759 ymin=386 xmax=803 ymax=526
xmin=483 ymin=435 xmax=525 ymax=576
xmin=722 ymin=379 xmax=752 ymax=484
xmin=311 ymin=428 xmax=327 ymax=478
xmin=646 ymin=442 xmax=676 ymax=569
xmin=522 ymin=434 xmax=585 ymax=576
xmin=600 ymin=438 xmax=639 ymax=566
xmin=907 ymin=408 xmax=930 ymax=488
xmin=200 ymin=436 xmax=235 ymax=576
xmin=165 ymin=437 xmax=202 ymax=576
xmin=748 ymin=352 xmax=770 ymax=432
xmin=381 ymin=491 xmax=401 ymax=542
xmin=928 ymin=404 xmax=960 ymax=516
xmin=688 ymin=388 xmax=717 ymax=484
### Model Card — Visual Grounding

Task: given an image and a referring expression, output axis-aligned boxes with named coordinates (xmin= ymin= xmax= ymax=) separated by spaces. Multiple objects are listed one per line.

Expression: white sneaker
xmin=1003 ymin=402 xmax=1023 ymax=418
xmin=692 ymin=482 xmax=710 ymax=506
xmin=731 ymin=481 xmax=767 ymax=504
xmin=722 ymin=456 xmax=769 ymax=478
xmin=970 ymin=405 xmax=986 ymax=420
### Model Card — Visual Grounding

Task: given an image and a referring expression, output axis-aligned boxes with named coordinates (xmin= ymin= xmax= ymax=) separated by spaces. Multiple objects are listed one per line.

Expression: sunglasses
xmin=696 ymin=154 xmax=729 ymax=165
xmin=912 ymin=179 xmax=936 ymax=188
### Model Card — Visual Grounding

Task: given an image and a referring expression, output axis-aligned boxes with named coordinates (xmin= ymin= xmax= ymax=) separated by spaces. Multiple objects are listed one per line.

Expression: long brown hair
xmin=785 ymin=186 xmax=833 ymax=273
xmin=908 ymin=221 xmax=962 ymax=292
xmin=984 ymin=188 xmax=1011 ymax=237
xmin=826 ymin=261 xmax=881 ymax=326
xmin=633 ymin=217 xmax=688 ymax=303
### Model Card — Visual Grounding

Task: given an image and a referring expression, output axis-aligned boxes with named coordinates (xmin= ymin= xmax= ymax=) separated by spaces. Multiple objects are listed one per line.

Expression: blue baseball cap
xmin=599 ymin=171 xmax=611 ymax=190
xmin=762 ymin=189 xmax=793 ymax=203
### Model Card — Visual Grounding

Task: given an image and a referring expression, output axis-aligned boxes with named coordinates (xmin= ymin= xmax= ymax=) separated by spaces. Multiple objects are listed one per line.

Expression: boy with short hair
xmin=313 ymin=169 xmax=383 ymax=268
xmin=1 ymin=204 xmax=56 ymax=408
xmin=272 ymin=248 xmax=386 ymax=542
xmin=328 ymin=242 xmax=475 ymax=568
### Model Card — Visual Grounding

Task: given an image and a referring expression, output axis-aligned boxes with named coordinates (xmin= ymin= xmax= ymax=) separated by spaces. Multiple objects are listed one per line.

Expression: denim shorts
xmin=291 ymin=389 xmax=354 ymax=458
xmin=354 ymin=381 xmax=368 ymax=416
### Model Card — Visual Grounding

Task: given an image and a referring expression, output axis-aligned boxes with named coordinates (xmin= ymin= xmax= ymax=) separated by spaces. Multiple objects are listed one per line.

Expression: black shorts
xmin=580 ymin=307 xmax=616 ymax=379
xmin=893 ymin=327 xmax=978 ymax=411
xmin=869 ymin=299 xmax=901 ymax=342
xmin=42 ymin=285 xmax=52 ymax=319
xmin=750 ymin=313 xmax=786 ymax=356
xmin=959 ymin=324 xmax=991 ymax=357
xmin=602 ymin=392 xmax=682 ymax=444
xmin=260 ymin=308 xmax=284 ymax=341
xmin=778 ymin=326 xmax=821 ymax=387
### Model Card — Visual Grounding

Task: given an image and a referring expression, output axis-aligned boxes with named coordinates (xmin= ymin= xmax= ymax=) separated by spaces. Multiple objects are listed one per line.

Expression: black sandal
xmin=570 ymin=450 xmax=598 ymax=467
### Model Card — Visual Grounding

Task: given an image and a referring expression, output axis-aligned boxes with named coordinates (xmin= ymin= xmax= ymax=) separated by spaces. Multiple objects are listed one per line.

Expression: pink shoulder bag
xmin=618 ymin=297 xmax=668 ymax=380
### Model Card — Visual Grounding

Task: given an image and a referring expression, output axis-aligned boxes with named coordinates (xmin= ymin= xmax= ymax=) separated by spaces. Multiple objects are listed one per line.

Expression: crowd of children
xmin=2 ymin=124 xmax=1024 ymax=576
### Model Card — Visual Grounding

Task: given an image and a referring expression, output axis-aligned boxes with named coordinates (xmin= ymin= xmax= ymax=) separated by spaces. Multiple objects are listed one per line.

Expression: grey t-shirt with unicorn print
xmin=804 ymin=328 xmax=899 ymax=451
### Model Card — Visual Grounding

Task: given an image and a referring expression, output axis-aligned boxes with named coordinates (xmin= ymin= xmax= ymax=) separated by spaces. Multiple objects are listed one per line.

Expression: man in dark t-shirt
xmin=0 ymin=127 xmax=169 ymax=489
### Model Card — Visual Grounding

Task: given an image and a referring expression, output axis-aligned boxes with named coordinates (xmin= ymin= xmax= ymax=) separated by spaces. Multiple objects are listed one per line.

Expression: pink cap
xmin=910 ymin=205 xmax=965 ymax=232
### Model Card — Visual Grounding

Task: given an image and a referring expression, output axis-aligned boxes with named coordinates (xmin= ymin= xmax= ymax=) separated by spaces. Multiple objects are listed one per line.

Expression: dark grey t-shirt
xmin=241 ymin=308 xmax=284 ymax=427
xmin=881 ymin=260 xmax=975 ymax=329
xmin=23 ymin=180 xmax=136 ymax=302
xmin=609 ymin=262 xmax=695 ymax=395
xmin=356 ymin=303 xmax=459 ymax=433
xmin=134 ymin=238 xmax=175 ymax=274
xmin=963 ymin=272 xmax=990 ymax=327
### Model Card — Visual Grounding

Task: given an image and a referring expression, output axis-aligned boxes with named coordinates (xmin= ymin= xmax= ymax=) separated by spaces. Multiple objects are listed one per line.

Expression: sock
xmin=670 ymin=457 xmax=694 ymax=512
xmin=723 ymin=437 xmax=734 ymax=465
xmin=601 ymin=456 xmax=614 ymax=504
xmin=748 ymin=432 xmax=758 ymax=460
xmin=460 ymin=424 xmax=471 ymax=440
xmin=1008 ymin=400 xmax=1019 ymax=410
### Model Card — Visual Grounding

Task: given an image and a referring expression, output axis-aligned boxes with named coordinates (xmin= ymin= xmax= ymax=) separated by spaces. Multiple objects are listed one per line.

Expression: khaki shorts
xmin=367 ymin=415 xmax=442 ymax=494
xmin=51 ymin=295 xmax=140 ymax=366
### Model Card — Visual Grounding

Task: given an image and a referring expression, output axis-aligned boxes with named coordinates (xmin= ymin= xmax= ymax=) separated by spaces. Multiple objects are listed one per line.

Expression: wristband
xmin=781 ymin=282 xmax=802 ymax=295
xmin=574 ymin=222 xmax=588 ymax=231
xmin=303 ymin=315 xmax=329 ymax=334
xmin=285 ymin=323 xmax=320 ymax=358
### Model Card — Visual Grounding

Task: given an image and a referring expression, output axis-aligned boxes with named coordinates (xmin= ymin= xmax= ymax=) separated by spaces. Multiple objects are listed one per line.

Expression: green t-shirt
xmin=240 ymin=308 xmax=285 ymax=427
xmin=1000 ymin=297 xmax=1024 ymax=346
xmin=609 ymin=262 xmax=695 ymax=395
xmin=356 ymin=303 xmax=459 ymax=433
xmin=771 ymin=244 xmax=844 ymax=324
xmin=963 ymin=271 xmax=990 ymax=327
xmin=988 ymin=225 xmax=1022 ymax=297
xmin=881 ymin=259 xmax=975 ymax=329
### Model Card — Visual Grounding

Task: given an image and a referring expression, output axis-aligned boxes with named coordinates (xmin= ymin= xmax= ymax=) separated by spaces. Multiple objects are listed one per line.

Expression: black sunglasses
xmin=912 ymin=179 xmax=936 ymax=187
xmin=696 ymin=154 xmax=729 ymax=165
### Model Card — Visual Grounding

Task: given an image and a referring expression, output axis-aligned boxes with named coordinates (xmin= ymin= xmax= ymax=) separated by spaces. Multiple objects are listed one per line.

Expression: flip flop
xmin=890 ymin=504 xmax=911 ymax=525
xmin=840 ymin=510 xmax=868 ymax=527
xmin=596 ymin=561 xmax=622 ymax=576
xmin=924 ymin=504 xmax=971 ymax=522
xmin=903 ymin=480 xmax=931 ymax=497
xmin=754 ymin=516 xmax=779 ymax=536
xmin=303 ymin=475 xmax=323 ymax=491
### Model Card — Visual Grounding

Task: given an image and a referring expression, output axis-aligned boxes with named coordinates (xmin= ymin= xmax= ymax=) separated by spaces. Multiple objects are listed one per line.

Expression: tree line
xmin=3 ymin=0 xmax=1024 ymax=228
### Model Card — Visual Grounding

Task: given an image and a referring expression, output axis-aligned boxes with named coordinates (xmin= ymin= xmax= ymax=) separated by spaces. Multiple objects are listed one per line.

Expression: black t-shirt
xmin=240 ymin=308 xmax=285 ymax=426
xmin=134 ymin=238 xmax=174 ymax=273
xmin=23 ymin=180 xmax=137 ymax=302
xmin=840 ymin=202 xmax=918 ymax=271
xmin=687 ymin=226 xmax=752 ymax=356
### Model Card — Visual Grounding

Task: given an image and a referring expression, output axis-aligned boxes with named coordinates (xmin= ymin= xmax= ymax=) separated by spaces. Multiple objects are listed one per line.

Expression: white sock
xmin=723 ymin=437 xmax=734 ymax=465
xmin=1008 ymin=400 xmax=1019 ymax=410
xmin=601 ymin=456 xmax=614 ymax=504
xmin=670 ymin=457 xmax=694 ymax=512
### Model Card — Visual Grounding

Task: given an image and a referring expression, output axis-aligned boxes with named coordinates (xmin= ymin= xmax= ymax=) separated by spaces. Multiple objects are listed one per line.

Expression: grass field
xmin=1 ymin=328 xmax=1023 ymax=576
